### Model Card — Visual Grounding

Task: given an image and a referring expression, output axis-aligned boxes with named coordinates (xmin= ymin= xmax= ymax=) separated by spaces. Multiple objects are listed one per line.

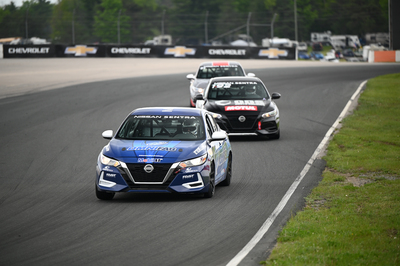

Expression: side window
xmin=205 ymin=115 xmax=215 ymax=137
xmin=206 ymin=114 xmax=218 ymax=134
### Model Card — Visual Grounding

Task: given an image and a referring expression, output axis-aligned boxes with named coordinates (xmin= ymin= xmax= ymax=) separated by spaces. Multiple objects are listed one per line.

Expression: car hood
xmin=205 ymin=98 xmax=274 ymax=114
xmin=102 ymin=139 xmax=207 ymax=164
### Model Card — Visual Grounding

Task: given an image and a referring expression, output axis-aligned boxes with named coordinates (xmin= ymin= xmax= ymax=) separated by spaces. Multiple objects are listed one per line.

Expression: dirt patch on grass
xmin=346 ymin=176 xmax=374 ymax=187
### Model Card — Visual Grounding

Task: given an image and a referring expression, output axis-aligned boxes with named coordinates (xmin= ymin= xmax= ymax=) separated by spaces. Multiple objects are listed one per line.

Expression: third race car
xmin=195 ymin=76 xmax=281 ymax=139
xmin=186 ymin=61 xmax=255 ymax=107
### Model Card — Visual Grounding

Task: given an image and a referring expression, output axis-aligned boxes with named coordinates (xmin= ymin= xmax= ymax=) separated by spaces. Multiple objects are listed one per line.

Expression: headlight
xmin=262 ymin=109 xmax=277 ymax=118
xmin=190 ymin=85 xmax=204 ymax=94
xmin=179 ymin=153 xmax=207 ymax=168
xmin=100 ymin=153 xmax=120 ymax=167
xmin=210 ymin=112 xmax=222 ymax=120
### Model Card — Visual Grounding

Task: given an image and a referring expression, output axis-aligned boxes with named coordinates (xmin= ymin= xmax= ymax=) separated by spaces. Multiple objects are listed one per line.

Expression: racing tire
xmin=204 ymin=163 xmax=215 ymax=198
xmin=220 ymin=153 xmax=232 ymax=186
xmin=96 ymin=185 xmax=115 ymax=200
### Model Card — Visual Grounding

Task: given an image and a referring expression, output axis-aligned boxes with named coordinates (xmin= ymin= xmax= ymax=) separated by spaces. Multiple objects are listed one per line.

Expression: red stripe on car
xmin=212 ymin=62 xmax=229 ymax=66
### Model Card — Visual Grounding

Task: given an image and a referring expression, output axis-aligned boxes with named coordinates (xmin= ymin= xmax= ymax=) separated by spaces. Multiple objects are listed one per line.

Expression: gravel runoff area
xmin=0 ymin=58 xmax=368 ymax=99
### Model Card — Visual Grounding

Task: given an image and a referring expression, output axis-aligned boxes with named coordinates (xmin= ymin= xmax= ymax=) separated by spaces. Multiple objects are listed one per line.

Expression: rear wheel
xmin=204 ymin=163 xmax=215 ymax=198
xmin=95 ymin=185 xmax=115 ymax=200
xmin=220 ymin=153 xmax=232 ymax=186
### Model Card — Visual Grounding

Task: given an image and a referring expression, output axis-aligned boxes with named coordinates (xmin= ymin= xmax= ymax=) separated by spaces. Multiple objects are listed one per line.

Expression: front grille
xmin=118 ymin=163 xmax=177 ymax=190
xmin=225 ymin=114 xmax=258 ymax=130
xmin=126 ymin=163 xmax=172 ymax=183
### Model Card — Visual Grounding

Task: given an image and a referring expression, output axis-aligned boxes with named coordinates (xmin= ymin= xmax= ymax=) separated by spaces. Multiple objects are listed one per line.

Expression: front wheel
xmin=95 ymin=185 xmax=115 ymax=200
xmin=220 ymin=153 xmax=232 ymax=186
xmin=204 ymin=163 xmax=215 ymax=198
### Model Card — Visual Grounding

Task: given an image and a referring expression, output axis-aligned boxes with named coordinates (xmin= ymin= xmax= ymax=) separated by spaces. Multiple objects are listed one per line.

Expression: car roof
xmin=208 ymin=76 xmax=262 ymax=83
xmin=129 ymin=107 xmax=205 ymax=117
xmin=199 ymin=61 xmax=242 ymax=67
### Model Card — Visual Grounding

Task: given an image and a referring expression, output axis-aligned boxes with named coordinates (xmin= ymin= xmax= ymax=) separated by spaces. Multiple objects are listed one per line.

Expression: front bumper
xmin=217 ymin=116 xmax=279 ymax=136
xmin=96 ymin=160 xmax=211 ymax=194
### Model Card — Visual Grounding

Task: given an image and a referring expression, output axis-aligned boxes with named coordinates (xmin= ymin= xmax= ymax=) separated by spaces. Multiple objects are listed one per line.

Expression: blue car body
xmin=310 ymin=51 xmax=324 ymax=60
xmin=298 ymin=52 xmax=310 ymax=59
xmin=96 ymin=107 xmax=232 ymax=200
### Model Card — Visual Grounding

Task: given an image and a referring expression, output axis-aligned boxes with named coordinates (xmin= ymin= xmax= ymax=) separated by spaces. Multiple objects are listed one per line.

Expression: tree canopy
xmin=0 ymin=0 xmax=389 ymax=45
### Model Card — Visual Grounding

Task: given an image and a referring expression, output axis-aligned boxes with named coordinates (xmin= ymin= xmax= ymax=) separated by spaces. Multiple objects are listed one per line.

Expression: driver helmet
xmin=182 ymin=120 xmax=198 ymax=135
xmin=245 ymin=86 xmax=256 ymax=95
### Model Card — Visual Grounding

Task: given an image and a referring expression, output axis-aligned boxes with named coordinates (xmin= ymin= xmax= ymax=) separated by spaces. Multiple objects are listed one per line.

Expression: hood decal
xmin=225 ymin=105 xmax=258 ymax=111
xmin=124 ymin=140 xmax=182 ymax=159
xmin=215 ymin=100 xmax=265 ymax=106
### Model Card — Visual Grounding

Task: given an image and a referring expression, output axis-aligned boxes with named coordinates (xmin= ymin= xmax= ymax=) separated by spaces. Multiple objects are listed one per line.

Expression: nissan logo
xmin=238 ymin=115 xmax=246 ymax=122
xmin=144 ymin=164 xmax=154 ymax=173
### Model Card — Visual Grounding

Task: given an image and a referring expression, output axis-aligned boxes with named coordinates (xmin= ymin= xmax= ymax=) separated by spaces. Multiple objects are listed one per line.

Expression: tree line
xmin=0 ymin=0 xmax=389 ymax=45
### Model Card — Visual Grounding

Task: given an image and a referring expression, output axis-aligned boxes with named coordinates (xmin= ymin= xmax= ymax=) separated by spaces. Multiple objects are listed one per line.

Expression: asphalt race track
xmin=1 ymin=59 xmax=400 ymax=266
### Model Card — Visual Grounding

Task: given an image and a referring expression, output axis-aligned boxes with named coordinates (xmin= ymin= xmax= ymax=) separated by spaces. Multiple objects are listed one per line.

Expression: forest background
xmin=0 ymin=0 xmax=390 ymax=46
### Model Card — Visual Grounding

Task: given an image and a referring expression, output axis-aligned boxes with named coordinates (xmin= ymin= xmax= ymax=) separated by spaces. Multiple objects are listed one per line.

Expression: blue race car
xmin=96 ymin=107 xmax=232 ymax=200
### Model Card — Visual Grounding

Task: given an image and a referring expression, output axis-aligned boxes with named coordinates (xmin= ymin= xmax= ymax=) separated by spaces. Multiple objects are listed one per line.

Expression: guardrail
xmin=0 ymin=44 xmax=296 ymax=60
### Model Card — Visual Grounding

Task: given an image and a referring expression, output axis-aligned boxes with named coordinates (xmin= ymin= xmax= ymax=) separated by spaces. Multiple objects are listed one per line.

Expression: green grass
xmin=261 ymin=73 xmax=400 ymax=265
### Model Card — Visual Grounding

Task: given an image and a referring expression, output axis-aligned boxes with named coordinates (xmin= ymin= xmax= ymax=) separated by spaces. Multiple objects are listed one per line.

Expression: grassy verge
xmin=261 ymin=73 xmax=400 ymax=265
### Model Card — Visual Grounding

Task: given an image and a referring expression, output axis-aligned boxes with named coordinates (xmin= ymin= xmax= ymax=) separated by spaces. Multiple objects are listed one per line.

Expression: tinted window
xmin=207 ymin=81 xmax=269 ymax=100
xmin=196 ymin=65 xmax=245 ymax=79
xmin=116 ymin=115 xmax=205 ymax=140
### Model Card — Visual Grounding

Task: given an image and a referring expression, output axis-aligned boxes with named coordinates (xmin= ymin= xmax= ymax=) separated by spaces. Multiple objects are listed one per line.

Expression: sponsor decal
xmin=111 ymin=47 xmax=151 ymax=54
xmin=146 ymin=142 xmax=168 ymax=146
xmin=105 ymin=144 xmax=110 ymax=152
xmin=193 ymin=146 xmax=203 ymax=155
xmin=165 ymin=46 xmax=196 ymax=57
xmin=225 ymin=105 xmax=258 ymax=111
xmin=182 ymin=174 xmax=195 ymax=179
xmin=212 ymin=81 xmax=257 ymax=89
xmin=208 ymin=49 xmax=246 ymax=56
xmin=137 ymin=158 xmax=163 ymax=163
xmin=133 ymin=115 xmax=196 ymax=119
xmin=126 ymin=146 xmax=177 ymax=151
xmin=184 ymin=168 xmax=197 ymax=173
xmin=215 ymin=100 xmax=264 ymax=106
xmin=65 ymin=45 xmax=98 ymax=56
xmin=8 ymin=47 xmax=50 ymax=54
xmin=103 ymin=166 xmax=117 ymax=172
xmin=258 ymin=48 xmax=288 ymax=59
xmin=235 ymin=100 xmax=264 ymax=105
xmin=144 ymin=164 xmax=154 ymax=173
xmin=105 ymin=173 xmax=117 ymax=178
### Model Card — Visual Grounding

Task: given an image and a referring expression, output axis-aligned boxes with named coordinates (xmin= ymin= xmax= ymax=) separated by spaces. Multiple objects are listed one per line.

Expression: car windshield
xmin=196 ymin=65 xmax=245 ymax=79
xmin=207 ymin=81 xmax=269 ymax=100
xmin=116 ymin=115 xmax=206 ymax=140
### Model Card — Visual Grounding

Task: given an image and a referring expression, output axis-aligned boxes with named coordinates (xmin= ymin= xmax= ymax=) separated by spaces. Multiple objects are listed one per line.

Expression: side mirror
xmin=195 ymin=94 xmax=204 ymax=101
xmin=211 ymin=131 xmax=227 ymax=141
xmin=247 ymin=73 xmax=256 ymax=77
xmin=271 ymin=92 xmax=281 ymax=100
xmin=186 ymin=74 xmax=195 ymax=80
xmin=102 ymin=130 xmax=113 ymax=140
